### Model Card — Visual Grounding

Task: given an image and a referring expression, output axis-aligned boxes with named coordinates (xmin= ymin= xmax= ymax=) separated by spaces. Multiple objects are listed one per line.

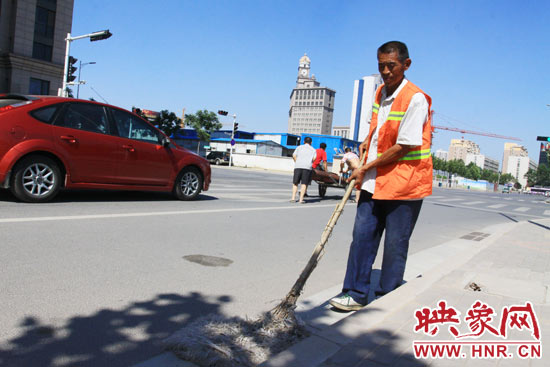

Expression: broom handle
xmin=274 ymin=152 xmax=366 ymax=314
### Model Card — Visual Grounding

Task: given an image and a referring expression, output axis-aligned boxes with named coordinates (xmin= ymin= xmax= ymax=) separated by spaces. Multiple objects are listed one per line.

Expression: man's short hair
xmin=378 ymin=41 xmax=409 ymax=62
xmin=304 ymin=136 xmax=312 ymax=144
xmin=345 ymin=147 xmax=351 ymax=153
xmin=320 ymin=142 xmax=327 ymax=149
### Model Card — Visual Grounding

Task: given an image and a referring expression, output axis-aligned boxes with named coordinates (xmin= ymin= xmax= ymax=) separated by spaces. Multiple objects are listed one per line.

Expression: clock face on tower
xmin=300 ymin=69 xmax=308 ymax=77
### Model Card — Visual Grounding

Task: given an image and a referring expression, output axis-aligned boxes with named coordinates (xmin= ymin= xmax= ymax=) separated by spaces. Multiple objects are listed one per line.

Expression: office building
xmin=434 ymin=149 xmax=448 ymax=161
xmin=332 ymin=126 xmax=350 ymax=139
xmin=288 ymin=54 xmax=336 ymax=135
xmin=448 ymin=139 xmax=480 ymax=162
xmin=538 ymin=142 xmax=549 ymax=167
xmin=504 ymin=156 xmax=537 ymax=188
xmin=0 ymin=0 xmax=74 ymax=95
xmin=348 ymin=74 xmax=383 ymax=141
xmin=502 ymin=142 xmax=528 ymax=174
xmin=465 ymin=153 xmax=499 ymax=173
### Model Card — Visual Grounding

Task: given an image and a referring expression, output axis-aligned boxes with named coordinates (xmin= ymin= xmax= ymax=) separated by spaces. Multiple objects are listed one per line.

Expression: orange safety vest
xmin=365 ymin=80 xmax=433 ymax=200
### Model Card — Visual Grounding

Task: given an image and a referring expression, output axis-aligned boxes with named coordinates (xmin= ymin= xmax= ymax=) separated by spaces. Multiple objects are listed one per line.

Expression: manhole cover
xmin=460 ymin=232 xmax=490 ymax=241
xmin=183 ymin=255 xmax=233 ymax=267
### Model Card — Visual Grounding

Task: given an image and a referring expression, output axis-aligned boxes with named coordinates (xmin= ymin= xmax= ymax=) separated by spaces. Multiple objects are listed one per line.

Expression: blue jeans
xmin=343 ymin=190 xmax=423 ymax=305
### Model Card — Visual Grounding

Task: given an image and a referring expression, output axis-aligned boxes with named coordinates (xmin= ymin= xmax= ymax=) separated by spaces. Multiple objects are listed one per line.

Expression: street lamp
xmin=60 ymin=30 xmax=112 ymax=97
xmin=77 ymin=61 xmax=96 ymax=99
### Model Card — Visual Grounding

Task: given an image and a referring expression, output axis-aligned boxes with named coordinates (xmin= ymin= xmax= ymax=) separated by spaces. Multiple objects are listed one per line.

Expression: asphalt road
xmin=0 ymin=166 xmax=548 ymax=367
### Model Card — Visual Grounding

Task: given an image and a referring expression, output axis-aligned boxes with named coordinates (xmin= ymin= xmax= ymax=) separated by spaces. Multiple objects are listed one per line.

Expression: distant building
xmin=502 ymin=142 xmax=528 ymax=174
xmin=288 ymin=54 xmax=336 ymax=135
xmin=0 ymin=0 xmax=74 ymax=95
xmin=465 ymin=153 xmax=499 ymax=173
xmin=448 ymin=139 xmax=480 ymax=161
xmin=434 ymin=149 xmax=448 ymax=161
xmin=209 ymin=139 xmax=284 ymax=157
xmin=254 ymin=133 xmax=301 ymax=156
xmin=538 ymin=142 xmax=549 ymax=167
xmin=504 ymin=156 xmax=537 ymax=188
xmin=332 ymin=126 xmax=350 ymax=139
xmin=349 ymin=74 xmax=383 ymax=141
xmin=297 ymin=133 xmax=360 ymax=163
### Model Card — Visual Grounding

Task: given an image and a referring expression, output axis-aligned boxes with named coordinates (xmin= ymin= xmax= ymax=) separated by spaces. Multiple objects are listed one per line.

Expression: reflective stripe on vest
xmin=377 ymin=148 xmax=431 ymax=161
xmin=387 ymin=111 xmax=405 ymax=121
xmin=371 ymin=103 xmax=405 ymax=121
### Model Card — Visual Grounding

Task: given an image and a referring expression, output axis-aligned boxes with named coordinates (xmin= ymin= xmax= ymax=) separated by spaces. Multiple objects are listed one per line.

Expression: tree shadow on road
xmin=0 ymin=292 xmax=230 ymax=367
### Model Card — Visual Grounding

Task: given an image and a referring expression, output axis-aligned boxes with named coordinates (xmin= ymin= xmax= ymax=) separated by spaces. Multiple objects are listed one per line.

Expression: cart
xmin=311 ymin=169 xmax=348 ymax=198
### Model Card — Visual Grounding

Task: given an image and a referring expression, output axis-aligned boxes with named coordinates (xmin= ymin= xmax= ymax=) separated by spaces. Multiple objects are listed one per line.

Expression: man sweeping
xmin=330 ymin=41 xmax=433 ymax=311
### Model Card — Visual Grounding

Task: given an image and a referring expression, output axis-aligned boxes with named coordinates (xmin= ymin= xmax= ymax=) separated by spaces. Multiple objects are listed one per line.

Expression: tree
xmin=465 ymin=162 xmax=481 ymax=181
xmin=185 ymin=110 xmax=223 ymax=154
xmin=154 ymin=110 xmax=182 ymax=138
xmin=481 ymin=169 xmax=497 ymax=183
xmin=499 ymin=173 xmax=515 ymax=184
xmin=64 ymin=87 xmax=74 ymax=98
xmin=525 ymin=164 xmax=550 ymax=187
xmin=525 ymin=168 xmax=538 ymax=187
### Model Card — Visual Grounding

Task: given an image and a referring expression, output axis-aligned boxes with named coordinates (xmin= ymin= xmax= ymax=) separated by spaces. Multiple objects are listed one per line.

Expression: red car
xmin=0 ymin=94 xmax=211 ymax=203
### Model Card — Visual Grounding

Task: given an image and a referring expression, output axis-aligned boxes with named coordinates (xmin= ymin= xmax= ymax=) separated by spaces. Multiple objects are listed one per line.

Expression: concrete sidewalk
xmin=135 ymin=217 xmax=550 ymax=367
xmin=261 ymin=218 xmax=550 ymax=367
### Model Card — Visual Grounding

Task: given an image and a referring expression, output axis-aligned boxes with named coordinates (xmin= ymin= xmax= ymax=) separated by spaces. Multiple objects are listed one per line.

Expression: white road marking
xmin=0 ymin=204 xmax=340 ymax=224
xmin=513 ymin=207 xmax=530 ymax=212
xmin=463 ymin=201 xmax=485 ymax=205
xmin=439 ymin=198 xmax=464 ymax=202
xmin=487 ymin=204 xmax=507 ymax=209
xmin=211 ymin=188 xmax=289 ymax=192
xmin=428 ymin=201 xmax=539 ymax=218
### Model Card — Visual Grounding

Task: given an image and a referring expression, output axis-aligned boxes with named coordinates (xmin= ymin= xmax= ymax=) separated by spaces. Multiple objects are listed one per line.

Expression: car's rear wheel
xmin=10 ymin=155 xmax=61 ymax=203
xmin=173 ymin=167 xmax=203 ymax=200
xmin=215 ymin=158 xmax=222 ymax=165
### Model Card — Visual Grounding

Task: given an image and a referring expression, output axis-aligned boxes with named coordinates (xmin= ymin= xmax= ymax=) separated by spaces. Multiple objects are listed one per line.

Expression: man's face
xmin=377 ymin=51 xmax=410 ymax=91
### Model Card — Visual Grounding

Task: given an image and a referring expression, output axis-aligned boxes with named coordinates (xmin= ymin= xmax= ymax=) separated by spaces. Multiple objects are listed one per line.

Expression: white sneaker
xmin=329 ymin=293 xmax=365 ymax=311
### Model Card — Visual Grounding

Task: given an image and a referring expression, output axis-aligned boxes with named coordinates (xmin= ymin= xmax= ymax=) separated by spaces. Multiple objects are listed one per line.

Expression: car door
xmin=52 ymin=102 xmax=120 ymax=183
xmin=109 ymin=108 xmax=175 ymax=186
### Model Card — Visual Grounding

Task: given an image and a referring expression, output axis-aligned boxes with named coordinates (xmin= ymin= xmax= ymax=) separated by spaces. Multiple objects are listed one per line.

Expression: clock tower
xmin=297 ymin=53 xmax=310 ymax=80
xmin=288 ymin=54 xmax=336 ymax=136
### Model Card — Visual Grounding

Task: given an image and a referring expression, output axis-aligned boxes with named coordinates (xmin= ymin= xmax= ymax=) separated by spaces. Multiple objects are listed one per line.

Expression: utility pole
xmin=76 ymin=61 xmax=96 ymax=99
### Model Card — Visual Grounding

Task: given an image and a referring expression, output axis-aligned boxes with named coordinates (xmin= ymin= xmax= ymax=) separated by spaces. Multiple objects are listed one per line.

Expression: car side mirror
xmin=161 ymin=136 xmax=171 ymax=147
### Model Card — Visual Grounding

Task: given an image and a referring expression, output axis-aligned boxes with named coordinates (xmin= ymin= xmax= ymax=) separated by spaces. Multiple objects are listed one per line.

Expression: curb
xmin=133 ymin=220 xmax=521 ymax=367
xmin=258 ymin=220 xmax=520 ymax=367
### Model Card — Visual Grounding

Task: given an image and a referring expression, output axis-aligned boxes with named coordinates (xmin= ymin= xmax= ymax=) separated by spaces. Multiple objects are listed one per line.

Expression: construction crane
xmin=432 ymin=124 xmax=521 ymax=141
xmin=431 ymin=111 xmax=521 ymax=141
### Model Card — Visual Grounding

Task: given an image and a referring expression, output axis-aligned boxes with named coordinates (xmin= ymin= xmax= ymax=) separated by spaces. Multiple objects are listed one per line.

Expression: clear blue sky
xmin=70 ymin=0 xmax=550 ymax=164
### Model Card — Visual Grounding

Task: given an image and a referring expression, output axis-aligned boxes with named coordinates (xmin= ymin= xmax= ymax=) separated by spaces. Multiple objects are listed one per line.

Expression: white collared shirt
xmin=362 ymin=79 xmax=429 ymax=193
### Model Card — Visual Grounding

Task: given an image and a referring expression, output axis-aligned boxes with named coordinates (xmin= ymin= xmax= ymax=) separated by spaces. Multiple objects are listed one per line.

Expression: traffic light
xmin=67 ymin=56 xmax=77 ymax=83
xmin=537 ymin=136 xmax=550 ymax=142
xmin=233 ymin=122 xmax=239 ymax=134
xmin=218 ymin=110 xmax=228 ymax=116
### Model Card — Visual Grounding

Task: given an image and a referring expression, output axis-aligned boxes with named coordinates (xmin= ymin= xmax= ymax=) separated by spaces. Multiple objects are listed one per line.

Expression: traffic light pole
xmin=60 ymin=33 xmax=72 ymax=96
xmin=230 ymin=114 xmax=237 ymax=167
xmin=59 ymin=30 xmax=112 ymax=97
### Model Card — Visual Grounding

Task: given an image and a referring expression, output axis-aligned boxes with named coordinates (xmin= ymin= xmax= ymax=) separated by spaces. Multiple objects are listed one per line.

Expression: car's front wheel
xmin=173 ymin=167 xmax=203 ymax=200
xmin=215 ymin=158 xmax=222 ymax=165
xmin=10 ymin=155 xmax=61 ymax=203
